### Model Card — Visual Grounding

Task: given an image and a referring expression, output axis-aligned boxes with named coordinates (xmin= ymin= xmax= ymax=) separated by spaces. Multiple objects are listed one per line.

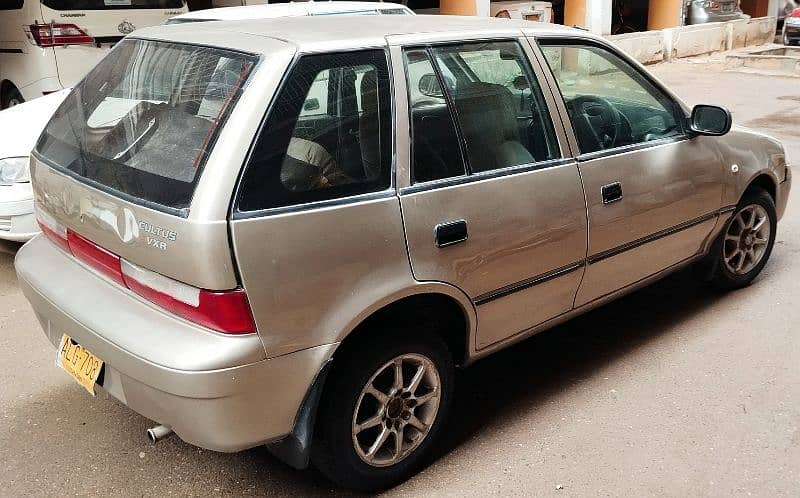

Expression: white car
xmin=166 ymin=1 xmax=414 ymax=23
xmin=0 ymin=0 xmax=189 ymax=109
xmin=0 ymin=2 xmax=412 ymax=243
xmin=0 ymin=90 xmax=69 ymax=242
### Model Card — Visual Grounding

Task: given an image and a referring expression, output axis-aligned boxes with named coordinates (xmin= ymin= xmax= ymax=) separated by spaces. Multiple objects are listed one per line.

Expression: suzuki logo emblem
xmin=117 ymin=20 xmax=136 ymax=35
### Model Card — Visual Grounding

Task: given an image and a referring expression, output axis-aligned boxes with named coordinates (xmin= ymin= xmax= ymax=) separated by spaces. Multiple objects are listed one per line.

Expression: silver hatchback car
xmin=16 ymin=15 xmax=791 ymax=491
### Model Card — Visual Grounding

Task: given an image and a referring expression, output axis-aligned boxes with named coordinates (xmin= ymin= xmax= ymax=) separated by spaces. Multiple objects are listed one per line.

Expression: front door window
xmin=540 ymin=43 xmax=683 ymax=154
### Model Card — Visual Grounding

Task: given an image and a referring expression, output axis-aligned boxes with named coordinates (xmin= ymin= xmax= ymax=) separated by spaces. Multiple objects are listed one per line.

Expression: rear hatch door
xmin=32 ymin=35 xmax=259 ymax=290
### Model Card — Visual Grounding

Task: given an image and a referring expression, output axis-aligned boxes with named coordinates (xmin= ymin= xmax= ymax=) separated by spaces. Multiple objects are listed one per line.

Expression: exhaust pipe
xmin=147 ymin=424 xmax=173 ymax=444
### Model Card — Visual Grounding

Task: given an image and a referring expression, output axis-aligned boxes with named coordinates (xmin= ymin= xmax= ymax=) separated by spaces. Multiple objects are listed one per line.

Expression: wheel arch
xmin=266 ymin=284 xmax=476 ymax=470
xmin=333 ymin=284 xmax=476 ymax=368
xmin=745 ymin=173 xmax=777 ymax=202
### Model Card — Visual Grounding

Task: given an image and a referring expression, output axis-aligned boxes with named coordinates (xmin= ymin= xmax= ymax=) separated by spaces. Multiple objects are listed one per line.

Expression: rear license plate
xmin=57 ymin=334 xmax=103 ymax=395
xmin=525 ymin=13 xmax=542 ymax=21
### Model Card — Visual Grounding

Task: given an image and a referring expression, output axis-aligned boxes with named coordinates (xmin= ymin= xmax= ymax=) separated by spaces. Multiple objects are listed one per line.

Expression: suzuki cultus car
xmin=16 ymin=15 xmax=790 ymax=491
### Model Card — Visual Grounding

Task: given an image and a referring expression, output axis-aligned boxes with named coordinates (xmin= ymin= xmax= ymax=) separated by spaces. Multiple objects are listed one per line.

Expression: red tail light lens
xmin=35 ymin=206 xmax=256 ymax=335
xmin=30 ymin=24 xmax=94 ymax=48
xmin=36 ymin=206 xmax=70 ymax=253
xmin=121 ymin=260 xmax=256 ymax=335
xmin=67 ymin=230 xmax=125 ymax=286
xmin=495 ymin=10 xmax=511 ymax=18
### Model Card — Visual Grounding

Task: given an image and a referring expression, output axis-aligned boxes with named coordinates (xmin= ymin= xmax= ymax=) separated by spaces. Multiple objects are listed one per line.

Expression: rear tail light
xmin=495 ymin=10 xmax=511 ymax=18
xmin=121 ymin=261 xmax=257 ymax=335
xmin=29 ymin=23 xmax=94 ymax=48
xmin=36 ymin=206 xmax=69 ymax=253
xmin=35 ymin=207 xmax=256 ymax=335
xmin=67 ymin=230 xmax=125 ymax=286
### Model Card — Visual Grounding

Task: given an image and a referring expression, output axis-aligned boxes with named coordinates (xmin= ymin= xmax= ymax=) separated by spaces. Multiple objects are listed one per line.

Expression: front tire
xmin=710 ymin=188 xmax=777 ymax=290
xmin=311 ymin=331 xmax=454 ymax=491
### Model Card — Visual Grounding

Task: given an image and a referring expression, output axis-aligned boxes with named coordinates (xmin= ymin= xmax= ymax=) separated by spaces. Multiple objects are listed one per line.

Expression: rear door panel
xmin=400 ymin=164 xmax=588 ymax=350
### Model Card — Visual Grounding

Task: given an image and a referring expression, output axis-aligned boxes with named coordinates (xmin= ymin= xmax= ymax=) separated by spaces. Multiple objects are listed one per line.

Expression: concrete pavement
xmin=0 ymin=59 xmax=798 ymax=496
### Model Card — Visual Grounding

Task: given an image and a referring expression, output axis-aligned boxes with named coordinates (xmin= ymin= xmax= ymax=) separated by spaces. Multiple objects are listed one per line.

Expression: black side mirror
xmin=689 ymin=104 xmax=732 ymax=136
xmin=303 ymin=98 xmax=320 ymax=112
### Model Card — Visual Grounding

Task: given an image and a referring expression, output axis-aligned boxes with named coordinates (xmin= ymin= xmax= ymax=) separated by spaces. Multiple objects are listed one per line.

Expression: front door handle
xmin=601 ymin=182 xmax=623 ymax=204
xmin=435 ymin=220 xmax=468 ymax=247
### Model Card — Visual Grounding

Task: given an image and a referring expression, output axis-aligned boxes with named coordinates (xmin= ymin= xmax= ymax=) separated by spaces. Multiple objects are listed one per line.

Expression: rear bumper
xmin=15 ymin=236 xmax=336 ymax=452
xmin=0 ymin=184 xmax=37 ymax=242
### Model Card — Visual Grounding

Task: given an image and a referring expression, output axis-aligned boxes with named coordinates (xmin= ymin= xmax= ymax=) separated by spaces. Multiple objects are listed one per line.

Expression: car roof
xmin=136 ymin=14 xmax=584 ymax=54
xmin=170 ymin=2 xmax=411 ymax=21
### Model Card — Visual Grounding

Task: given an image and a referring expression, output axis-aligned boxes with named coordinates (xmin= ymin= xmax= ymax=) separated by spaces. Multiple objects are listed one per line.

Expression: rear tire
xmin=709 ymin=188 xmax=777 ymax=290
xmin=1 ymin=86 xmax=24 ymax=109
xmin=311 ymin=329 xmax=454 ymax=492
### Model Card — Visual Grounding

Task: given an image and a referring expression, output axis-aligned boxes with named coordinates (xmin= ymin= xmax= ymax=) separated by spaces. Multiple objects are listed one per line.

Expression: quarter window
xmin=540 ymin=43 xmax=683 ymax=154
xmin=238 ymin=50 xmax=392 ymax=212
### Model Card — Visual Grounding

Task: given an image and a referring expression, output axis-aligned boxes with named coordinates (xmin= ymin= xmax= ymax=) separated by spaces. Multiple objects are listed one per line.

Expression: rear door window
xmin=35 ymin=39 xmax=256 ymax=213
xmin=404 ymin=40 xmax=560 ymax=183
xmin=237 ymin=50 xmax=393 ymax=212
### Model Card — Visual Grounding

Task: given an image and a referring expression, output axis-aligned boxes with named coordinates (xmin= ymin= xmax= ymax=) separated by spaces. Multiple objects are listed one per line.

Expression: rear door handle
xmin=435 ymin=220 xmax=468 ymax=247
xmin=601 ymin=182 xmax=623 ymax=204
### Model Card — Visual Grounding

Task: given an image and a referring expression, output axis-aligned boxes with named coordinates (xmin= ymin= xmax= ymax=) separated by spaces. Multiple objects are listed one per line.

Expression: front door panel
xmin=535 ymin=39 xmax=726 ymax=307
xmin=575 ymin=138 xmax=724 ymax=305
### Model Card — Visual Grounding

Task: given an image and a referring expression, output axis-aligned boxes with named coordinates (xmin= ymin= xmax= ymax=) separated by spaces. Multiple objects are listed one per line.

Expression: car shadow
xmin=434 ymin=268 xmax=719 ymax=465
xmin=0 ymin=239 xmax=22 ymax=256
xmin=2 ymin=261 xmax=727 ymax=496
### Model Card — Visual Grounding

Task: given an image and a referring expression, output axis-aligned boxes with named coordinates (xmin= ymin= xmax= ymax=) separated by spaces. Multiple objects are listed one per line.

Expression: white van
xmin=0 ymin=0 xmax=188 ymax=109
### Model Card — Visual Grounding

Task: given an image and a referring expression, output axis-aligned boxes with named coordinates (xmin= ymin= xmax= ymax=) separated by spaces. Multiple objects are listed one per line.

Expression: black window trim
xmin=400 ymin=157 xmax=574 ymax=195
xmin=401 ymin=37 xmax=565 ymax=190
xmin=535 ymin=36 xmax=691 ymax=162
xmin=231 ymin=46 xmax=397 ymax=220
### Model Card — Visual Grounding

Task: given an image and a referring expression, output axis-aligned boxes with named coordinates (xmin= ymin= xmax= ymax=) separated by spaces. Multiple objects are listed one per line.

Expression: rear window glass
xmin=35 ymin=38 xmax=256 ymax=214
xmin=41 ymin=0 xmax=184 ymax=10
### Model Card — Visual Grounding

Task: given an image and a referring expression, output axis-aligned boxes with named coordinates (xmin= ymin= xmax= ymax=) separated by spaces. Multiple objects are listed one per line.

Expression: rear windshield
xmin=35 ymin=38 xmax=257 ymax=214
xmin=42 ymin=0 xmax=184 ymax=10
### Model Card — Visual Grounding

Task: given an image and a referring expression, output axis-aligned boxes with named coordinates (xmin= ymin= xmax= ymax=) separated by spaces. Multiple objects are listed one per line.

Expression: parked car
xmin=16 ymin=15 xmax=790 ymax=491
xmin=778 ymin=0 xmax=799 ymax=28
xmin=0 ymin=0 xmax=189 ymax=109
xmin=782 ymin=6 xmax=800 ymax=44
xmin=686 ymin=0 xmax=748 ymax=25
xmin=491 ymin=1 xmax=553 ymax=22
xmin=0 ymin=90 xmax=69 ymax=242
xmin=0 ymin=1 xmax=413 ymax=244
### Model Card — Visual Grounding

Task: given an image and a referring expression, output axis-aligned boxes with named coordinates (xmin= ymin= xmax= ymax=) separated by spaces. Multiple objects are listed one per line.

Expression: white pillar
xmin=586 ymin=0 xmax=613 ymax=35
xmin=768 ymin=0 xmax=782 ymax=20
xmin=476 ymin=0 xmax=491 ymax=17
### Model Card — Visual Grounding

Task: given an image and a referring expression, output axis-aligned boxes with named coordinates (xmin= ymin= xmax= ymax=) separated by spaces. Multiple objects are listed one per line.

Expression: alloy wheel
xmin=723 ymin=204 xmax=771 ymax=275
xmin=351 ymin=353 xmax=441 ymax=467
